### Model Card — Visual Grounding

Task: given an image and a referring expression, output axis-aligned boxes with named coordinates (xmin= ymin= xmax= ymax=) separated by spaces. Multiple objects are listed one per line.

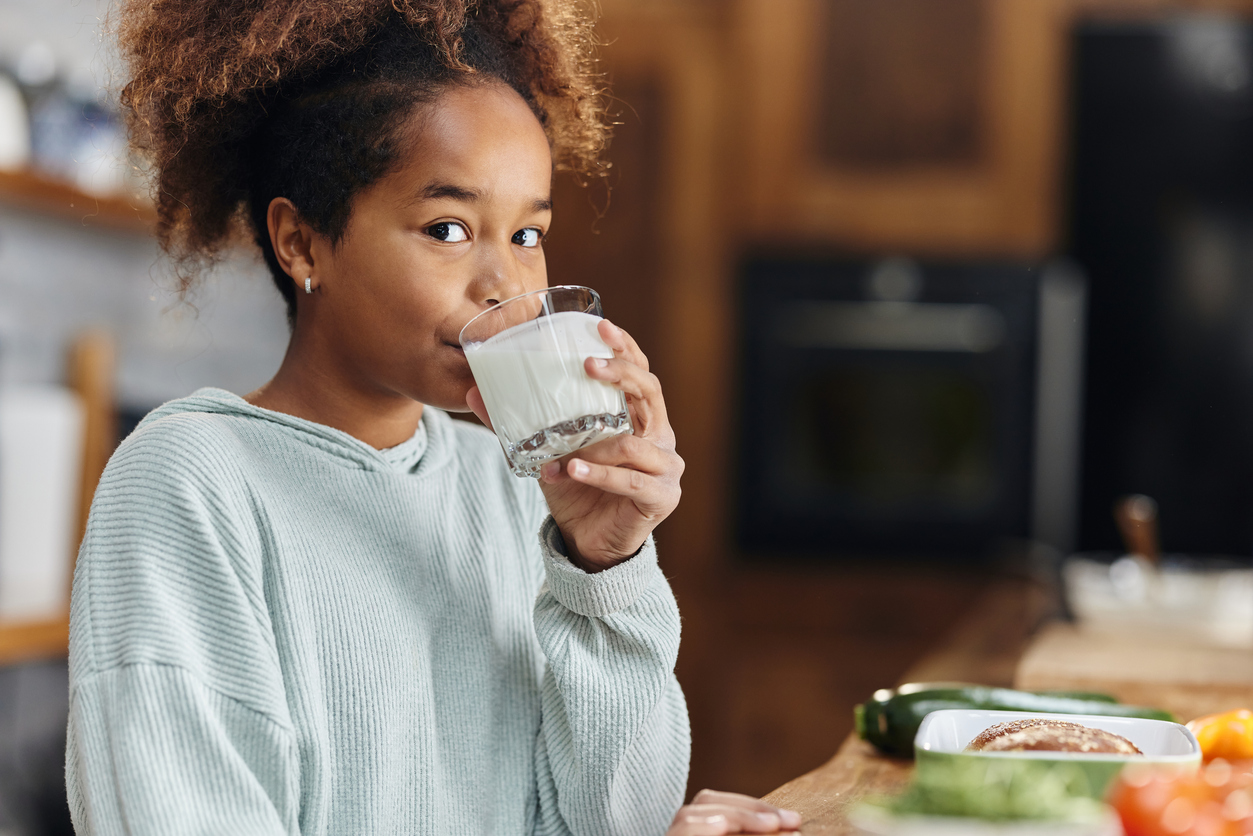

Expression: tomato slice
xmin=1108 ymin=761 xmax=1253 ymax=836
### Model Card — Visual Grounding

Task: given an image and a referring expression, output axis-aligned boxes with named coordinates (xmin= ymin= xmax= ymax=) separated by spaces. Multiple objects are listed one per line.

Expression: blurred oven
xmin=734 ymin=256 xmax=1085 ymax=559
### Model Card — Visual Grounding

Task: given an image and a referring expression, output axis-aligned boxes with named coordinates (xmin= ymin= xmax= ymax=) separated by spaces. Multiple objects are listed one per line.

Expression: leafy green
xmin=863 ymin=759 xmax=1109 ymax=822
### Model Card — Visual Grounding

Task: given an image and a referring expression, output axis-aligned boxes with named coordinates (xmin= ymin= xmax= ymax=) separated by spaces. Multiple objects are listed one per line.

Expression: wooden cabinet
xmin=731 ymin=0 xmax=1071 ymax=256
xmin=730 ymin=0 xmax=1253 ymax=257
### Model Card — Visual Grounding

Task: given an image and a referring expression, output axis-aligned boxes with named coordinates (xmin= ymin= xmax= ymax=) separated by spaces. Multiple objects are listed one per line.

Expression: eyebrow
xmin=419 ymin=182 xmax=482 ymax=203
xmin=415 ymin=181 xmax=552 ymax=213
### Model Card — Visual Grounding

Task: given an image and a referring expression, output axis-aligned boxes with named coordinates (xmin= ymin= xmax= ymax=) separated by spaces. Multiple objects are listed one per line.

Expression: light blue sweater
xmin=66 ymin=388 xmax=689 ymax=835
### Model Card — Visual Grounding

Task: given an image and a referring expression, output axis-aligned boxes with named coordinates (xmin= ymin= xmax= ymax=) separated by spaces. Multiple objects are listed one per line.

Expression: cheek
xmin=528 ymin=252 xmax=549 ymax=290
xmin=371 ymin=273 xmax=464 ymax=357
xmin=322 ymin=272 xmax=432 ymax=367
xmin=341 ymin=247 xmax=431 ymax=320
xmin=324 ymin=230 xmax=468 ymax=375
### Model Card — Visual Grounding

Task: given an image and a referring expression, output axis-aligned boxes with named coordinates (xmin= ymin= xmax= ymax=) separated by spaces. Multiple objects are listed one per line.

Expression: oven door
xmin=735 ymin=257 xmax=1040 ymax=559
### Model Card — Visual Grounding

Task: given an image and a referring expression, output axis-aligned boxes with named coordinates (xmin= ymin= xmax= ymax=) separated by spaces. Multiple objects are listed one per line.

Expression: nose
xmin=476 ymin=243 xmax=528 ymax=307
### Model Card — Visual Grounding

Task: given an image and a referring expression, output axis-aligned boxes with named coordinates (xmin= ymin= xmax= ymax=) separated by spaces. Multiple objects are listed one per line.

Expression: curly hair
xmin=115 ymin=0 xmax=608 ymax=321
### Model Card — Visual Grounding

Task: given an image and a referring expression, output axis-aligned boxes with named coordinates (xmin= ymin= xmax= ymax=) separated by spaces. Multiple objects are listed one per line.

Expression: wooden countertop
xmin=757 ymin=580 xmax=1253 ymax=835
xmin=763 ymin=736 xmax=913 ymax=836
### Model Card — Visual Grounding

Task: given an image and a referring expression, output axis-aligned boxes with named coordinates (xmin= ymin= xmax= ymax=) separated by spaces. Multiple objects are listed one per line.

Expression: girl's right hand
xmin=667 ymin=790 xmax=803 ymax=835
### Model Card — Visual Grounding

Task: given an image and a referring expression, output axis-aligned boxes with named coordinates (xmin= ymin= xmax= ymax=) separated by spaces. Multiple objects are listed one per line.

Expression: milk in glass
xmin=465 ymin=310 xmax=631 ymax=476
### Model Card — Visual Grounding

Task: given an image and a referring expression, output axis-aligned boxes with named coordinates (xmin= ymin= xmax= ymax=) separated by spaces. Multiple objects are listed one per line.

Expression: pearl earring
xmin=304 ymin=278 xmax=312 ymax=294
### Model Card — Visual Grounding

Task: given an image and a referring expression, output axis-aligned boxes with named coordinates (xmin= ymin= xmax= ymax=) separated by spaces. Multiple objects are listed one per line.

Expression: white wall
xmin=0 ymin=205 xmax=289 ymax=408
xmin=0 ymin=0 xmax=118 ymax=93
xmin=0 ymin=0 xmax=290 ymax=410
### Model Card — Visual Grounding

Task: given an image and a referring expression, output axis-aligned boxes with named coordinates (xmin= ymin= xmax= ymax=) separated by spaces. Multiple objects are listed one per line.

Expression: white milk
xmin=465 ymin=311 xmax=629 ymax=471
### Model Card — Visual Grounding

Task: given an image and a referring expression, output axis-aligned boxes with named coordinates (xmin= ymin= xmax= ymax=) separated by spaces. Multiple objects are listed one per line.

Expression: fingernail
xmin=756 ymin=812 xmax=779 ymax=827
xmin=592 ymin=357 xmax=608 ymax=368
xmin=571 ymin=460 xmax=589 ymax=477
xmin=540 ymin=461 xmax=559 ymax=479
xmin=780 ymin=809 xmax=802 ymax=827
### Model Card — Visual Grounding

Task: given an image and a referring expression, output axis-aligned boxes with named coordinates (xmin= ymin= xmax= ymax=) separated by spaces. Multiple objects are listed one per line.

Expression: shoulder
xmin=72 ymin=405 xmax=291 ymax=710
xmin=119 ymin=405 xmax=246 ymax=464
xmin=90 ymin=392 xmax=273 ymax=536
xmin=104 ymin=404 xmax=246 ymax=494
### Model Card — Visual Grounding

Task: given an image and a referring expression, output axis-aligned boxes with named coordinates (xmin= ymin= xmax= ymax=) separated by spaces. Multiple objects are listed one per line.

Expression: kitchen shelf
xmin=0 ymin=166 xmax=154 ymax=234
xmin=0 ymin=615 xmax=70 ymax=665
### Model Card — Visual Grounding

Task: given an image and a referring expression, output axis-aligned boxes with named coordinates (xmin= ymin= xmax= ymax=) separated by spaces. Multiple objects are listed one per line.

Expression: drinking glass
xmin=459 ymin=286 xmax=633 ymax=477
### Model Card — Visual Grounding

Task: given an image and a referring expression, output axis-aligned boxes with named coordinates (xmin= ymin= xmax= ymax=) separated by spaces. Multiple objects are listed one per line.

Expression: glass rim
xmin=458 ymin=285 xmax=600 ymax=346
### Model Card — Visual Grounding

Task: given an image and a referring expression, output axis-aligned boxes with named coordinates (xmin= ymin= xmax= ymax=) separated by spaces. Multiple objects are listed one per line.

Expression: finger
xmin=539 ymin=446 xmax=684 ymax=497
xmin=540 ymin=441 xmax=681 ymax=487
xmin=566 ymin=432 xmax=673 ymax=475
xmin=599 ymin=319 xmax=649 ymax=372
xmin=690 ymin=791 xmax=803 ymax=831
xmin=585 ymin=356 xmax=662 ymax=403
xmin=561 ymin=457 xmax=670 ymax=506
xmin=691 ymin=790 xmax=779 ymax=811
xmin=679 ymin=803 xmax=791 ymax=833
xmin=465 ymin=386 xmax=494 ymax=432
xmin=666 ymin=812 xmax=729 ymax=836
xmin=584 ymin=356 xmax=668 ymax=440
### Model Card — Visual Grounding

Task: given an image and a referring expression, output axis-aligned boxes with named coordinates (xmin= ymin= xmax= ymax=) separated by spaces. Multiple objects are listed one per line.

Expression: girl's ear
xmin=267 ymin=197 xmax=318 ymax=291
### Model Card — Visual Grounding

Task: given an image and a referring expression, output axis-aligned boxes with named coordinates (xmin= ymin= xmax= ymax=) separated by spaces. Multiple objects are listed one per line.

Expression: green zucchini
xmin=854 ymin=682 xmax=1177 ymax=757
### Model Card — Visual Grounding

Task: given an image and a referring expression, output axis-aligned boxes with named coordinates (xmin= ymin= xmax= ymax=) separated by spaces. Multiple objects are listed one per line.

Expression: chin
xmin=420 ymin=382 xmax=476 ymax=414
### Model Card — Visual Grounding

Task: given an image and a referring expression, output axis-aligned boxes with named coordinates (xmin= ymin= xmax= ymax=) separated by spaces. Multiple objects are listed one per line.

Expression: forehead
xmin=393 ymin=82 xmax=553 ymax=199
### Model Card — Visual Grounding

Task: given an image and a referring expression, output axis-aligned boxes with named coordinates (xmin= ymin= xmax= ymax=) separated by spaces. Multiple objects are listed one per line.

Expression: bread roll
xmin=965 ymin=719 xmax=1143 ymax=755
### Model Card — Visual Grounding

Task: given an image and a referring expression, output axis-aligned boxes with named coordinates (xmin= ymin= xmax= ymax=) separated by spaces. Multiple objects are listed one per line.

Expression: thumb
xmin=466 ymin=385 xmax=494 ymax=431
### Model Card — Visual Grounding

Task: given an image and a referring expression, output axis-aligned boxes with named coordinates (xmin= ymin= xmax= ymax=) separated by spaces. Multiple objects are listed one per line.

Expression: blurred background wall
xmin=0 ymin=0 xmax=288 ymax=411
xmin=2 ymin=0 xmax=1253 ymax=832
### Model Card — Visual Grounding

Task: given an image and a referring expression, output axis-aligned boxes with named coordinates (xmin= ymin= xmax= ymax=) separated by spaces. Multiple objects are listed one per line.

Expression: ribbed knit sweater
xmin=66 ymin=388 xmax=689 ymax=836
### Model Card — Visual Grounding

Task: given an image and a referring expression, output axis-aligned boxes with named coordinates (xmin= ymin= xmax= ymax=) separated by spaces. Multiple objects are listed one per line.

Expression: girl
xmin=69 ymin=0 xmax=800 ymax=833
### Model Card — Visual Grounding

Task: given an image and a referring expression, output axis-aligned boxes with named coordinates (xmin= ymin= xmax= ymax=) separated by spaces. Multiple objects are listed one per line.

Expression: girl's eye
xmin=427 ymin=222 xmax=469 ymax=243
xmin=512 ymin=228 xmax=542 ymax=248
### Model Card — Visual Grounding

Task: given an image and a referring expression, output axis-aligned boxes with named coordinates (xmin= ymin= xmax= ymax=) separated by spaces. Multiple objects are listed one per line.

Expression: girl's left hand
xmin=668 ymin=790 xmax=802 ymax=835
xmin=467 ymin=320 xmax=683 ymax=572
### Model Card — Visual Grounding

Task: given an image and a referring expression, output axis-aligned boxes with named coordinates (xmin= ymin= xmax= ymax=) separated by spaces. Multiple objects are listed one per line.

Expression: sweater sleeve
xmin=530 ymin=516 xmax=690 ymax=836
xmin=66 ymin=419 xmax=300 ymax=835
xmin=67 ymin=665 xmax=299 ymax=836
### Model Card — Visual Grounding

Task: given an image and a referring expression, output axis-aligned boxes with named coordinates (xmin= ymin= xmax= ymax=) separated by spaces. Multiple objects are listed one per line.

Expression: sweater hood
xmin=138 ymin=387 xmax=447 ymax=474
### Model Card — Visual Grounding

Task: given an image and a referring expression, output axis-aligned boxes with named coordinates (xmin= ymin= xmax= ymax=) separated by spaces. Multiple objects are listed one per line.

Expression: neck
xmin=245 ymin=322 xmax=424 ymax=450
